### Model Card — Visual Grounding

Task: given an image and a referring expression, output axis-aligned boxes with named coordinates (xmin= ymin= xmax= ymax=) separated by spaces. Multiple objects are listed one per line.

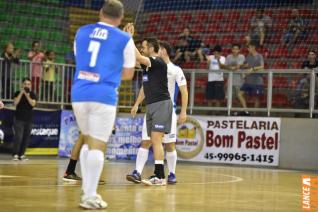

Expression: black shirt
xmin=302 ymin=60 xmax=318 ymax=69
xmin=142 ymin=57 xmax=170 ymax=105
xmin=14 ymin=91 xmax=37 ymax=121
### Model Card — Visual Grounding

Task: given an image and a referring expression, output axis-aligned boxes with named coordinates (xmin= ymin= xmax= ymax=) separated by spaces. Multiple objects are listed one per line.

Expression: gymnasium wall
xmin=279 ymin=118 xmax=318 ymax=170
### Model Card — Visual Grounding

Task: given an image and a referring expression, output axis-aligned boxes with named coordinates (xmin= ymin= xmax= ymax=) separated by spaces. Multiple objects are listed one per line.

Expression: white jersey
xmin=167 ymin=62 xmax=187 ymax=107
xmin=207 ymin=55 xmax=226 ymax=82
xmin=141 ymin=62 xmax=187 ymax=142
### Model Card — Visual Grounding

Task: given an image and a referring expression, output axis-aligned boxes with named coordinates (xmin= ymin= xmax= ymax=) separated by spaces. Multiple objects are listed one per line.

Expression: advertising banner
xmin=0 ymin=108 xmax=61 ymax=155
xmin=58 ymin=110 xmax=144 ymax=160
xmin=176 ymin=116 xmax=281 ymax=166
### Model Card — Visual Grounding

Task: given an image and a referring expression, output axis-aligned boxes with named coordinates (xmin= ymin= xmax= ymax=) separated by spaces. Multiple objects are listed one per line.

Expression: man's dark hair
xmin=212 ymin=44 xmax=222 ymax=53
xmin=248 ymin=40 xmax=258 ymax=48
xmin=101 ymin=0 xmax=124 ymax=19
xmin=32 ymin=41 xmax=39 ymax=47
xmin=159 ymin=41 xmax=174 ymax=58
xmin=308 ymin=49 xmax=316 ymax=55
xmin=22 ymin=77 xmax=31 ymax=83
xmin=45 ymin=50 xmax=54 ymax=56
xmin=143 ymin=37 xmax=159 ymax=53
xmin=232 ymin=43 xmax=241 ymax=49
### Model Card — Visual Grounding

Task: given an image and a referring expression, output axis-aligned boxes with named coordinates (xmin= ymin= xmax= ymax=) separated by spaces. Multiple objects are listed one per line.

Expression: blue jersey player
xmin=71 ymin=0 xmax=136 ymax=209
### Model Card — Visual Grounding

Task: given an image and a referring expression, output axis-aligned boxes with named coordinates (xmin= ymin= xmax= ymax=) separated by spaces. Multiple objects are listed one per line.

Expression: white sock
xmin=85 ymin=150 xmax=104 ymax=198
xmin=166 ymin=150 xmax=177 ymax=174
xmin=135 ymin=147 xmax=149 ymax=174
xmin=79 ymin=144 xmax=89 ymax=192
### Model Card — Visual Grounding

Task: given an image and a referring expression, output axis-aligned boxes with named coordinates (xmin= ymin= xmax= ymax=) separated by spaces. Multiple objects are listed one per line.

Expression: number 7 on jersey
xmin=88 ymin=40 xmax=101 ymax=67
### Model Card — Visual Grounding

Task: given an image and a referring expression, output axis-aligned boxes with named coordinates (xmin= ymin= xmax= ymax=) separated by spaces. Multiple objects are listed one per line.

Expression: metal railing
xmin=1 ymin=58 xmax=317 ymax=117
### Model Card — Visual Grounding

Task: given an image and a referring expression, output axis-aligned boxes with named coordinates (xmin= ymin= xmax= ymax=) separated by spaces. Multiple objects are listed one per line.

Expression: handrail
xmin=1 ymin=58 xmax=317 ymax=117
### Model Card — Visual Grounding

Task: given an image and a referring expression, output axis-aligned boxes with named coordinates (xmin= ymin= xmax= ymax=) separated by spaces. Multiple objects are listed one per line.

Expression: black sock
xmin=154 ymin=164 xmax=165 ymax=179
xmin=65 ymin=159 xmax=77 ymax=175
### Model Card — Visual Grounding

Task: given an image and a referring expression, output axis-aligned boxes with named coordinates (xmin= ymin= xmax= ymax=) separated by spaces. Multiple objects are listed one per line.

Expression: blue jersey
xmin=72 ymin=22 xmax=131 ymax=106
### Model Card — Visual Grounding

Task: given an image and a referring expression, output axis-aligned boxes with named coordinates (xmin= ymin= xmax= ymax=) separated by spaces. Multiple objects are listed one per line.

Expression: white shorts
xmin=72 ymin=102 xmax=116 ymax=143
xmin=141 ymin=111 xmax=177 ymax=143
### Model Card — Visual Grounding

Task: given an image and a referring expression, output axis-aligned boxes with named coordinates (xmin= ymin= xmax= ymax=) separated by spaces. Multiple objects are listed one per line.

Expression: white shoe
xmin=19 ymin=155 xmax=29 ymax=161
xmin=12 ymin=155 xmax=19 ymax=161
xmin=79 ymin=194 xmax=107 ymax=209
xmin=141 ymin=175 xmax=166 ymax=186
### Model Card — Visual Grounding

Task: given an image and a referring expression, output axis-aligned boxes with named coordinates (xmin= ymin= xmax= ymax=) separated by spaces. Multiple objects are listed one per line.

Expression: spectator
xmin=43 ymin=50 xmax=56 ymax=102
xmin=219 ymin=44 xmax=248 ymax=113
xmin=12 ymin=77 xmax=37 ymax=161
xmin=0 ymin=101 xmax=4 ymax=109
xmin=206 ymin=45 xmax=225 ymax=108
xmin=64 ymin=47 xmax=75 ymax=103
xmin=301 ymin=50 xmax=318 ymax=70
xmin=248 ymin=8 xmax=272 ymax=47
xmin=1 ymin=42 xmax=20 ymax=99
xmin=283 ymin=9 xmax=306 ymax=46
xmin=173 ymin=27 xmax=205 ymax=63
xmin=241 ymin=41 xmax=265 ymax=109
xmin=292 ymin=74 xmax=310 ymax=109
xmin=28 ymin=41 xmax=45 ymax=95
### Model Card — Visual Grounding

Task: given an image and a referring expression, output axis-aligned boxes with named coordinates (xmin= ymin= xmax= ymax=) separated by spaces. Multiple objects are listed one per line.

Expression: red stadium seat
xmin=227 ymin=11 xmax=240 ymax=20
xmin=306 ymin=34 xmax=318 ymax=44
xmin=219 ymin=35 xmax=235 ymax=45
xmin=299 ymin=9 xmax=312 ymax=18
xmin=194 ymin=11 xmax=209 ymax=22
xmin=289 ymin=47 xmax=308 ymax=58
xmin=270 ymin=47 xmax=288 ymax=58
xmin=222 ymin=23 xmax=236 ymax=32
xmin=144 ymin=24 xmax=157 ymax=33
xmin=204 ymin=35 xmax=218 ymax=46
xmin=197 ymin=62 xmax=208 ymax=70
xmin=181 ymin=61 xmax=195 ymax=69
xmin=161 ymin=24 xmax=173 ymax=33
xmin=194 ymin=92 xmax=206 ymax=105
xmin=178 ymin=12 xmax=192 ymax=23
xmin=273 ymin=9 xmax=290 ymax=19
xmin=192 ymin=24 xmax=205 ymax=32
xmin=149 ymin=13 xmax=161 ymax=22
xmin=196 ymin=77 xmax=207 ymax=86
xmin=272 ymin=61 xmax=288 ymax=69
xmin=272 ymin=93 xmax=289 ymax=107
xmin=258 ymin=47 xmax=270 ymax=58
xmin=291 ymin=62 xmax=302 ymax=69
xmin=240 ymin=10 xmax=256 ymax=22
xmin=163 ymin=13 xmax=177 ymax=22
xmin=222 ymin=48 xmax=231 ymax=55
xmin=206 ymin=23 xmax=220 ymax=32
xmin=268 ymin=34 xmax=282 ymax=44
xmin=210 ymin=11 xmax=224 ymax=21
xmin=273 ymin=76 xmax=289 ymax=88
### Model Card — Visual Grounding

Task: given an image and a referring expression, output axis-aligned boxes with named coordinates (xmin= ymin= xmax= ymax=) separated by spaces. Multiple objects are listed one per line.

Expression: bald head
xmin=101 ymin=0 xmax=124 ymax=19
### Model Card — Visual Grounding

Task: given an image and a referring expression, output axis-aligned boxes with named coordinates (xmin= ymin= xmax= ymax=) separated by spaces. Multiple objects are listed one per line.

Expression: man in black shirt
xmin=12 ymin=77 xmax=37 ymax=161
xmin=124 ymin=24 xmax=172 ymax=185
xmin=302 ymin=50 xmax=318 ymax=70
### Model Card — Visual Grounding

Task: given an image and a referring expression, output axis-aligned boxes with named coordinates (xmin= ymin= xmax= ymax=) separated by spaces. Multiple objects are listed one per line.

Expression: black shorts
xmin=205 ymin=81 xmax=225 ymax=100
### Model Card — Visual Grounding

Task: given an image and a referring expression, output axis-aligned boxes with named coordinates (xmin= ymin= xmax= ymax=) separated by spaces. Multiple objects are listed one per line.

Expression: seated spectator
xmin=206 ymin=45 xmax=225 ymax=108
xmin=28 ymin=41 xmax=45 ymax=95
xmin=247 ymin=8 xmax=272 ymax=46
xmin=1 ymin=42 xmax=20 ymax=99
xmin=302 ymin=50 xmax=318 ymax=70
xmin=241 ymin=41 xmax=265 ymax=109
xmin=292 ymin=74 xmax=310 ymax=109
xmin=42 ymin=50 xmax=56 ymax=102
xmin=283 ymin=9 xmax=306 ymax=46
xmin=219 ymin=44 xmax=248 ymax=113
xmin=173 ymin=27 xmax=205 ymax=63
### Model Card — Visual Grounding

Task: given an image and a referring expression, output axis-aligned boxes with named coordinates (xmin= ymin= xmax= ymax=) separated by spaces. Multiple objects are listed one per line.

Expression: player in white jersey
xmin=126 ymin=41 xmax=188 ymax=184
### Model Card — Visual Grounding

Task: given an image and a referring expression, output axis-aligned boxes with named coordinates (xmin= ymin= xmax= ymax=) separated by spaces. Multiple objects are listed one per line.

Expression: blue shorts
xmin=241 ymin=84 xmax=264 ymax=96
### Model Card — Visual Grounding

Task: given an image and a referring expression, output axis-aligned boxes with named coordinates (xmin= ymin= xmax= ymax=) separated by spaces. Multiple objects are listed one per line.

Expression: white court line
xmin=0 ymin=175 xmax=21 ymax=178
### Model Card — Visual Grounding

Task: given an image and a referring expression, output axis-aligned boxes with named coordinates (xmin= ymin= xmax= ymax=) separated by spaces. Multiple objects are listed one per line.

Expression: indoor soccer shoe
xmin=141 ymin=175 xmax=166 ymax=186
xmin=19 ymin=155 xmax=28 ymax=161
xmin=167 ymin=172 xmax=177 ymax=184
xmin=12 ymin=155 xmax=19 ymax=161
xmin=79 ymin=194 xmax=107 ymax=209
xmin=62 ymin=173 xmax=82 ymax=183
xmin=126 ymin=170 xmax=141 ymax=183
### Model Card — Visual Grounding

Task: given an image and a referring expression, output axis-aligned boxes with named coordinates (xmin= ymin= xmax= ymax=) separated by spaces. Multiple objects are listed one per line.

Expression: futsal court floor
xmin=0 ymin=155 xmax=316 ymax=212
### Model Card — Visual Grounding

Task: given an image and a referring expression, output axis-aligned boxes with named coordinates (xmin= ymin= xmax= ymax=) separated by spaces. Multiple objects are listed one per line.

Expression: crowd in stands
xmin=0 ymin=40 xmax=75 ymax=102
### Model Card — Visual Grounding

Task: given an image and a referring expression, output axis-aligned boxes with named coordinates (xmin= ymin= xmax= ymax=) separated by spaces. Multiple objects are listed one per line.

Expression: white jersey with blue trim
xmin=167 ymin=62 xmax=187 ymax=108
xmin=72 ymin=22 xmax=135 ymax=106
